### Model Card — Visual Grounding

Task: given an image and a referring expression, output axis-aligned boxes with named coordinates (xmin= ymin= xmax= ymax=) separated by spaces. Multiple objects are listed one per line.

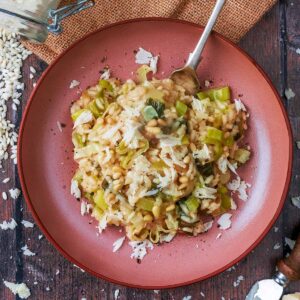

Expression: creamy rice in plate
xmin=70 ymin=63 xmax=251 ymax=246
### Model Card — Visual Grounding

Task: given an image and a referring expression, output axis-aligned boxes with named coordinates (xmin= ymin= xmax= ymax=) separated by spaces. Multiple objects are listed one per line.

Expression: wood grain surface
xmin=1 ymin=0 xmax=300 ymax=299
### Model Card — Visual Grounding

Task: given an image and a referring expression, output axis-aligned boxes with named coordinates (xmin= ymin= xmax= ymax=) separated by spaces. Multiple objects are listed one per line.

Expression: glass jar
xmin=0 ymin=0 xmax=94 ymax=43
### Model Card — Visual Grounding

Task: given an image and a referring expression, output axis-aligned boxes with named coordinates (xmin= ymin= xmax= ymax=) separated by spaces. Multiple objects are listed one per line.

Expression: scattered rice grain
xmin=2 ymin=177 xmax=10 ymax=183
xmin=114 ymin=289 xmax=120 ymax=299
xmin=70 ymin=80 xmax=80 ymax=89
xmin=9 ymin=188 xmax=21 ymax=199
xmin=3 ymin=281 xmax=31 ymax=299
xmin=285 ymin=88 xmax=295 ymax=100
xmin=0 ymin=30 xmax=30 ymax=167
xmin=29 ymin=66 xmax=36 ymax=74
xmin=2 ymin=191 xmax=7 ymax=200
xmin=56 ymin=121 xmax=63 ymax=133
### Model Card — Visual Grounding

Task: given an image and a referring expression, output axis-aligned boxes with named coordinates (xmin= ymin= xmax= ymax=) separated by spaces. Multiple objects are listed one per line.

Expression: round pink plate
xmin=18 ymin=18 xmax=292 ymax=289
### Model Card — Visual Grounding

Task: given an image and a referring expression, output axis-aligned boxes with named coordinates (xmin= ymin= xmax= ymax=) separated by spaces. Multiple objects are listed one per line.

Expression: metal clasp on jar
xmin=48 ymin=0 xmax=95 ymax=34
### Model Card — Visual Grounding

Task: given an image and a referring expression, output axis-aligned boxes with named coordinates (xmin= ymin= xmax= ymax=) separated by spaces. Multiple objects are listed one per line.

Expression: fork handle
xmin=185 ymin=0 xmax=226 ymax=70
xmin=277 ymin=233 xmax=300 ymax=281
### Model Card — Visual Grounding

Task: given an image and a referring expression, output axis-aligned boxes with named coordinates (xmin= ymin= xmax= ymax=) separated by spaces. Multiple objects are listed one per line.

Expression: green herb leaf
xmin=146 ymin=98 xmax=165 ymax=118
xmin=142 ymin=105 xmax=158 ymax=121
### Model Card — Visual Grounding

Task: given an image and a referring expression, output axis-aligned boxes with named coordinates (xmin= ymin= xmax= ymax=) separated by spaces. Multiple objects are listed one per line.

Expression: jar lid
xmin=0 ymin=8 xmax=48 ymax=43
xmin=0 ymin=0 xmax=94 ymax=43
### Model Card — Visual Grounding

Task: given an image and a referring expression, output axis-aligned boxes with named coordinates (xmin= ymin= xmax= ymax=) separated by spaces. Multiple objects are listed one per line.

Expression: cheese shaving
xmin=135 ymin=47 xmax=159 ymax=73
xmin=129 ymin=240 xmax=153 ymax=260
xmin=71 ymin=179 xmax=81 ymax=199
xmin=112 ymin=236 xmax=126 ymax=252
xmin=234 ymin=99 xmax=247 ymax=112
xmin=217 ymin=213 xmax=232 ymax=230
xmin=73 ymin=110 xmax=93 ymax=128
xmin=100 ymin=68 xmax=110 ymax=80
xmin=227 ymin=176 xmax=250 ymax=201
xmin=160 ymin=233 xmax=176 ymax=243
xmin=193 ymin=144 xmax=210 ymax=161
xmin=194 ymin=186 xmax=217 ymax=199
xmin=101 ymin=124 xmax=121 ymax=139
xmin=203 ymin=220 xmax=214 ymax=232
xmin=9 ymin=188 xmax=21 ymax=199
xmin=70 ymin=80 xmax=80 ymax=89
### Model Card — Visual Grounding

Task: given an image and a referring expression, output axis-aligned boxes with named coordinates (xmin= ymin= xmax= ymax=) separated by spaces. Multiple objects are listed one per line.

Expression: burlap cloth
xmin=24 ymin=0 xmax=277 ymax=64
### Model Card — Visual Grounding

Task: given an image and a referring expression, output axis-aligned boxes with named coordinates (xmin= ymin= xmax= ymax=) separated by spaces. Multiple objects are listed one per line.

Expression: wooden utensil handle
xmin=277 ymin=233 xmax=300 ymax=281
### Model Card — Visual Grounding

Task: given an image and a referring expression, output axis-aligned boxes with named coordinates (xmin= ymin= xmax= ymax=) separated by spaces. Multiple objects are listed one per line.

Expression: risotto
xmin=70 ymin=68 xmax=250 ymax=244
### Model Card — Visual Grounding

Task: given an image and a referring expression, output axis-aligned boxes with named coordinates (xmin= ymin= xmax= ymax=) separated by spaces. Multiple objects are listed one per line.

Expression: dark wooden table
xmin=1 ymin=1 xmax=300 ymax=299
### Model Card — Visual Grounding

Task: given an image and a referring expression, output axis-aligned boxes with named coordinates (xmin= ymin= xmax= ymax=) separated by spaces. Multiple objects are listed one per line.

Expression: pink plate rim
xmin=17 ymin=17 xmax=293 ymax=289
